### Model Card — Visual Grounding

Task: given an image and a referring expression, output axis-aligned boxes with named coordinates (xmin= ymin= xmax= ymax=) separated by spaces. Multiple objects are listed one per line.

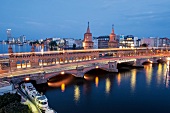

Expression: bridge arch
xmin=42 ymin=59 xmax=47 ymax=66
xmin=52 ymin=58 xmax=56 ymax=64
xmin=59 ymin=58 xmax=64 ymax=64
xmin=56 ymin=58 xmax=59 ymax=64
xmin=47 ymin=58 xmax=52 ymax=65
xmin=26 ymin=60 xmax=31 ymax=68
xmin=45 ymin=72 xmax=77 ymax=80
xmin=21 ymin=60 xmax=26 ymax=68
xmin=72 ymin=57 xmax=76 ymax=62
xmin=38 ymin=59 xmax=42 ymax=66
xmin=64 ymin=57 xmax=68 ymax=63
xmin=16 ymin=60 xmax=21 ymax=69
xmin=82 ymin=56 xmax=86 ymax=61
xmin=83 ymin=66 xmax=108 ymax=74
xmin=86 ymin=56 xmax=89 ymax=60
xmin=69 ymin=57 xmax=73 ymax=63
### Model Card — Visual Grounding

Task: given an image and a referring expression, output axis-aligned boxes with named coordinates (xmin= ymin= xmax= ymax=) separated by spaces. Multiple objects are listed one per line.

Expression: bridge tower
xmin=83 ymin=22 xmax=94 ymax=49
xmin=108 ymin=24 xmax=118 ymax=48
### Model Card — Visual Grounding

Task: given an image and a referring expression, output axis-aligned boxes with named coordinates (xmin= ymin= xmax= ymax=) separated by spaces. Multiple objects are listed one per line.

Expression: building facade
xmin=159 ymin=37 xmax=170 ymax=47
xmin=93 ymin=36 xmax=109 ymax=49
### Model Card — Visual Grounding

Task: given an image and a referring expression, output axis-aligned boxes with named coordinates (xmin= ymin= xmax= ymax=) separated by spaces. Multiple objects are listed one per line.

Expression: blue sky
xmin=0 ymin=0 xmax=170 ymax=40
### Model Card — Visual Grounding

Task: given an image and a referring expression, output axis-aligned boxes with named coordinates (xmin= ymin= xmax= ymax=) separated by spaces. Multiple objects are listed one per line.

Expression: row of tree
xmin=0 ymin=93 xmax=31 ymax=113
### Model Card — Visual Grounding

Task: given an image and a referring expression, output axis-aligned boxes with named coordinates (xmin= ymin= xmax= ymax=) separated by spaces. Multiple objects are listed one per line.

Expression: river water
xmin=35 ymin=63 xmax=170 ymax=113
xmin=0 ymin=44 xmax=48 ymax=54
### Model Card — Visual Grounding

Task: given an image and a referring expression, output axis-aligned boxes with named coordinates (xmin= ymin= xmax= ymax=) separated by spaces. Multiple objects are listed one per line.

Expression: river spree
xmin=35 ymin=64 xmax=170 ymax=113
xmin=0 ymin=44 xmax=48 ymax=54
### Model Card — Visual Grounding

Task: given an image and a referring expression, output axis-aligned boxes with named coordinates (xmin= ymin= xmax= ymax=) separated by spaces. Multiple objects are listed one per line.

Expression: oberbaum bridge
xmin=0 ymin=46 xmax=170 ymax=85
xmin=1 ymin=23 xmax=170 ymax=85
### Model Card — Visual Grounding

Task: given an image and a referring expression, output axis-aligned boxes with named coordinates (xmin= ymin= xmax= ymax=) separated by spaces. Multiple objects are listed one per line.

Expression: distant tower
xmin=108 ymin=24 xmax=118 ymax=48
xmin=83 ymin=22 xmax=94 ymax=49
xmin=6 ymin=29 xmax=12 ymax=43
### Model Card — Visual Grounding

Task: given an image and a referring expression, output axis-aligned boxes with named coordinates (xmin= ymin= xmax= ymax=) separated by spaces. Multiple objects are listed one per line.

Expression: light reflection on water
xmin=117 ymin=73 xmax=121 ymax=86
xmin=131 ymin=69 xmax=136 ymax=92
xmin=144 ymin=64 xmax=153 ymax=86
xmin=39 ymin=64 xmax=170 ymax=113
xmin=74 ymin=85 xmax=80 ymax=102
xmin=105 ymin=78 xmax=111 ymax=94
xmin=95 ymin=76 xmax=99 ymax=87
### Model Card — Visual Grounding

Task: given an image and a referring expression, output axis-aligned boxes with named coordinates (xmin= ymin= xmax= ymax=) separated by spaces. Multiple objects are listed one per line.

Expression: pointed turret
xmin=111 ymin=24 xmax=115 ymax=34
xmin=86 ymin=22 xmax=91 ymax=33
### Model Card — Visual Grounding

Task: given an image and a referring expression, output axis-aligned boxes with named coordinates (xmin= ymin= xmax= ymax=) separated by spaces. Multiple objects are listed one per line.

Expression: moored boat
xmin=21 ymin=83 xmax=56 ymax=113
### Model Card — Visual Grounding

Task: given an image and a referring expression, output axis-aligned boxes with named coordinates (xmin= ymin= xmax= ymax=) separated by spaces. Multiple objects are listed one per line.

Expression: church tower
xmin=83 ymin=22 xmax=94 ymax=49
xmin=108 ymin=24 xmax=118 ymax=48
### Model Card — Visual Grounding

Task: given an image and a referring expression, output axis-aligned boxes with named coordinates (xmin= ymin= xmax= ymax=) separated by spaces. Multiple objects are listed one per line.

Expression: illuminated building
xmin=159 ymin=37 xmax=170 ymax=47
xmin=6 ymin=29 xmax=12 ymax=43
xmin=119 ymin=35 xmax=139 ymax=48
xmin=108 ymin=25 xmax=118 ymax=48
xmin=83 ymin=22 xmax=94 ymax=49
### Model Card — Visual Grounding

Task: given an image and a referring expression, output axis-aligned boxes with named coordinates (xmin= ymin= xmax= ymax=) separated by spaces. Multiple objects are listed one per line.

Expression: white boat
xmin=21 ymin=83 xmax=56 ymax=113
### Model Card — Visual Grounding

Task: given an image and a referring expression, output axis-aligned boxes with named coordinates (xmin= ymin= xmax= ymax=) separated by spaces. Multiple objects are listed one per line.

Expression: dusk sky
xmin=0 ymin=0 xmax=170 ymax=40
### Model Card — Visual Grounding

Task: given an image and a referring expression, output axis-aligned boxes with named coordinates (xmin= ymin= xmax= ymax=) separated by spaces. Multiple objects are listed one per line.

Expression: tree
xmin=73 ymin=43 xmax=76 ymax=50
xmin=0 ymin=93 xmax=31 ymax=113
xmin=49 ymin=41 xmax=57 ymax=50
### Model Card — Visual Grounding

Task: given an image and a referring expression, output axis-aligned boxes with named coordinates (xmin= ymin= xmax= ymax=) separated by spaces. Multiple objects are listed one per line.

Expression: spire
xmin=86 ymin=22 xmax=90 ymax=33
xmin=111 ymin=24 xmax=114 ymax=34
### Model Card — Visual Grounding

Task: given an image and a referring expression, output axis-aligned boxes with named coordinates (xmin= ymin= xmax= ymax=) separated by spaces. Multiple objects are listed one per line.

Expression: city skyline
xmin=0 ymin=0 xmax=170 ymax=40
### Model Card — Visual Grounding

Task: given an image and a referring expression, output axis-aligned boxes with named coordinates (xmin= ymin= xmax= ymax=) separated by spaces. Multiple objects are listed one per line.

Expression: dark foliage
xmin=0 ymin=93 xmax=31 ymax=113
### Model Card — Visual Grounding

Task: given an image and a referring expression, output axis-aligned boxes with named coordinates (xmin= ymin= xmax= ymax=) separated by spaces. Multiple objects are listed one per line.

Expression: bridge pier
xmin=35 ymin=73 xmax=47 ymax=84
xmin=75 ymin=66 xmax=84 ymax=78
xmin=108 ymin=61 xmax=118 ymax=72
xmin=153 ymin=57 xmax=158 ymax=64
xmin=133 ymin=59 xmax=144 ymax=68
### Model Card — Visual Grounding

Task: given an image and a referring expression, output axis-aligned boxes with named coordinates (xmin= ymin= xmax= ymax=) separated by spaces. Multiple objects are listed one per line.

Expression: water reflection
xmin=117 ymin=73 xmax=121 ymax=86
xmin=144 ymin=64 xmax=153 ymax=86
xmin=165 ymin=62 xmax=169 ymax=88
xmin=105 ymin=78 xmax=111 ymax=94
xmin=95 ymin=77 xmax=99 ymax=87
xmin=131 ymin=69 xmax=136 ymax=92
xmin=74 ymin=85 xmax=80 ymax=102
xmin=61 ymin=83 xmax=65 ymax=92
xmin=157 ymin=64 xmax=162 ymax=85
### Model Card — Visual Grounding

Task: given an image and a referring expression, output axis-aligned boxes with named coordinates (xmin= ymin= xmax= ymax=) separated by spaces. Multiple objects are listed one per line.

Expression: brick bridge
xmin=0 ymin=47 xmax=170 ymax=84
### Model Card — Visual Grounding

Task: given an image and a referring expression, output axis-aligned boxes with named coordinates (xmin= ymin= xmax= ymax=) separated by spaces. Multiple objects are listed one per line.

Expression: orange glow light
xmin=25 ymin=77 xmax=30 ymax=81
xmin=61 ymin=83 xmax=65 ymax=92
xmin=95 ymin=77 xmax=99 ymax=87
xmin=61 ymin=71 xmax=65 ymax=75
